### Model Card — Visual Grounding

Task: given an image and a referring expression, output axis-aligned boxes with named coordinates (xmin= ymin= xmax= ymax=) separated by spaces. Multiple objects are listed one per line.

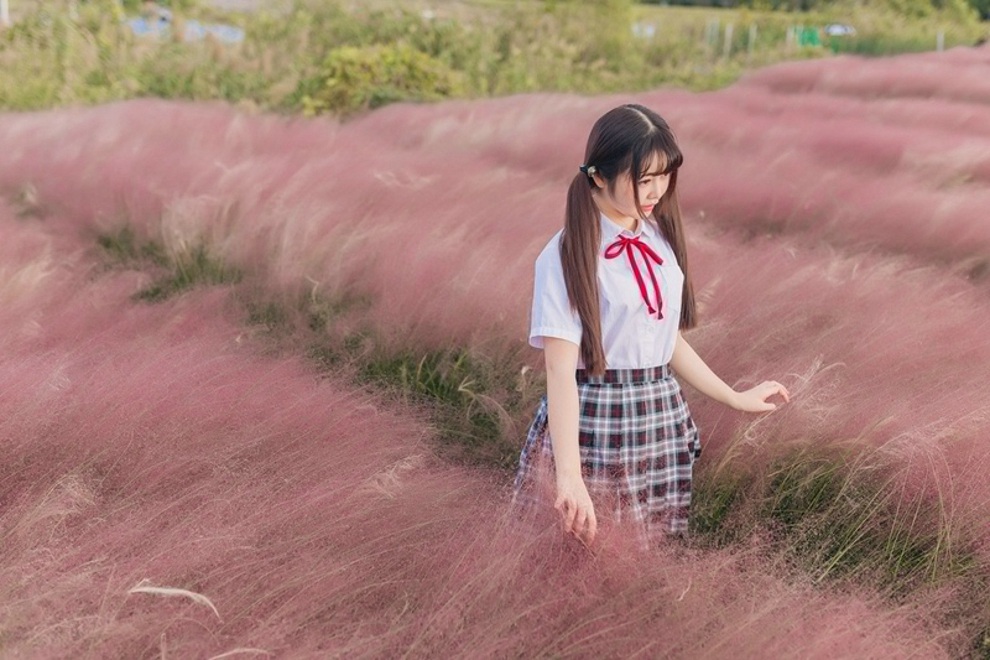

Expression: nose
xmin=647 ymin=178 xmax=663 ymax=201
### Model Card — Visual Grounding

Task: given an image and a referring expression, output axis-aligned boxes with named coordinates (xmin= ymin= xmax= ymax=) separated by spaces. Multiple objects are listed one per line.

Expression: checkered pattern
xmin=513 ymin=365 xmax=701 ymax=540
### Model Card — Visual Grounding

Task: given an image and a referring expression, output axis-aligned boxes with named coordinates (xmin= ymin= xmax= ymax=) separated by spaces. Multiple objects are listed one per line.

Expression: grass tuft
xmin=359 ymin=349 xmax=513 ymax=464
xmin=135 ymin=244 xmax=241 ymax=302
xmin=96 ymin=226 xmax=169 ymax=268
xmin=692 ymin=445 xmax=984 ymax=601
xmin=97 ymin=228 xmax=240 ymax=301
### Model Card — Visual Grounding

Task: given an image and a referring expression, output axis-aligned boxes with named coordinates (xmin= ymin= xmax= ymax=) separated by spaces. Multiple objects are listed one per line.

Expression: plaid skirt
xmin=513 ymin=364 xmax=701 ymax=540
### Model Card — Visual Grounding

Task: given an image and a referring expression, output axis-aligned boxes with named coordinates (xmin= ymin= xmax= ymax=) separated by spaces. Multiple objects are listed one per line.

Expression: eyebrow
xmin=638 ymin=168 xmax=669 ymax=178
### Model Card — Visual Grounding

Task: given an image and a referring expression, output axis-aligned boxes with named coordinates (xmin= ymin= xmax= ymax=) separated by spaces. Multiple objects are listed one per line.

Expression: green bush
xmin=296 ymin=43 xmax=464 ymax=117
xmin=135 ymin=40 xmax=269 ymax=102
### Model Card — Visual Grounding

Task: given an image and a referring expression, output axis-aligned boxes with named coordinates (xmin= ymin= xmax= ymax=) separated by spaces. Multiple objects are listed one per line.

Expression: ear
xmin=591 ymin=173 xmax=605 ymax=189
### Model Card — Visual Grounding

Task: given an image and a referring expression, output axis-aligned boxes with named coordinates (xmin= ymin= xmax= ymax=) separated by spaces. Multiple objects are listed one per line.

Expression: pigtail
xmin=654 ymin=171 xmax=697 ymax=330
xmin=561 ymin=172 xmax=606 ymax=375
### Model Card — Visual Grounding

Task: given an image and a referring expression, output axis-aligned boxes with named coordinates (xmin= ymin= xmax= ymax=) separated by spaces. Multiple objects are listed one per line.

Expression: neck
xmin=594 ymin=195 xmax=640 ymax=233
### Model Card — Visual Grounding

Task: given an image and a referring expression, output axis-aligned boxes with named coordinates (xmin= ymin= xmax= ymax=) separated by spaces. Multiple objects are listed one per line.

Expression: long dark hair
xmin=561 ymin=104 xmax=697 ymax=375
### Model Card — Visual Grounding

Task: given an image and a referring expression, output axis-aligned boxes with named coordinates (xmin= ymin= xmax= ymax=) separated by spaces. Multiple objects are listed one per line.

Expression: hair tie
xmin=579 ymin=164 xmax=597 ymax=177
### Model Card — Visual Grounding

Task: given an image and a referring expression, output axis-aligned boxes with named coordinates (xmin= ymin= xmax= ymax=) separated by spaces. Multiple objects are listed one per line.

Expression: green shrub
xmin=135 ymin=41 xmax=269 ymax=102
xmin=295 ymin=43 xmax=464 ymax=117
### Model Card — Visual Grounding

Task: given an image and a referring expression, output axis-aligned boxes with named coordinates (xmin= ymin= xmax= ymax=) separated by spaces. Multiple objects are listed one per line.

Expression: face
xmin=592 ymin=152 xmax=671 ymax=228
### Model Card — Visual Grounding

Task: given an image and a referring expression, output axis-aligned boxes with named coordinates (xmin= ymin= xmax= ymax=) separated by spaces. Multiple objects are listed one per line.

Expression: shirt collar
xmin=599 ymin=212 xmax=657 ymax=245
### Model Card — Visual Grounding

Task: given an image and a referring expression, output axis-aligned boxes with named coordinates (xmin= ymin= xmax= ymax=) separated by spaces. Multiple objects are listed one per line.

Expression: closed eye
xmin=639 ymin=172 xmax=670 ymax=185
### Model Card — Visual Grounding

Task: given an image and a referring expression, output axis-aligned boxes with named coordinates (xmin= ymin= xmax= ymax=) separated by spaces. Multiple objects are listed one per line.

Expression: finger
xmin=752 ymin=399 xmax=776 ymax=411
xmin=757 ymin=394 xmax=777 ymax=411
xmin=757 ymin=390 xmax=777 ymax=407
xmin=574 ymin=507 xmax=587 ymax=536
xmin=555 ymin=496 xmax=574 ymax=532
xmin=562 ymin=499 xmax=577 ymax=532
xmin=586 ymin=508 xmax=598 ymax=543
xmin=763 ymin=382 xmax=789 ymax=404
xmin=771 ymin=382 xmax=790 ymax=403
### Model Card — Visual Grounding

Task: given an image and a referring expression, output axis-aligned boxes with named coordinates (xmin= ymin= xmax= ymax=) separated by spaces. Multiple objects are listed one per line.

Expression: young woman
xmin=513 ymin=104 xmax=790 ymax=546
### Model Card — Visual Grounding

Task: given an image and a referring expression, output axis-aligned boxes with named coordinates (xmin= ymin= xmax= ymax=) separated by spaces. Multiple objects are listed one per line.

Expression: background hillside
xmin=1 ymin=0 xmax=987 ymax=113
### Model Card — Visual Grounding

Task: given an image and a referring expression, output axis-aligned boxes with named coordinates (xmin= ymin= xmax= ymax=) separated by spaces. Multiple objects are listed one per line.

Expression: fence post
xmin=723 ymin=23 xmax=734 ymax=58
xmin=1 ymin=0 xmax=10 ymax=27
xmin=748 ymin=24 xmax=758 ymax=58
xmin=937 ymin=30 xmax=945 ymax=52
xmin=706 ymin=19 xmax=720 ymax=46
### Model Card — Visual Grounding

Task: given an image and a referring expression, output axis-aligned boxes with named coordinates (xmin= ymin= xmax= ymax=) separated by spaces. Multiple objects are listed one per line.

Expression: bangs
xmin=632 ymin=130 xmax=683 ymax=179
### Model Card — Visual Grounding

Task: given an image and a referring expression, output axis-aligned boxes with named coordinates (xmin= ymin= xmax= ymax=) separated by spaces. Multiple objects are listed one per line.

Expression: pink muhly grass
xmin=677 ymin=227 xmax=990 ymax=585
xmin=3 ymin=54 xmax=990 ymax=316
xmin=2 ymin=47 xmax=989 ymax=292
xmin=659 ymin=86 xmax=990 ymax=269
xmin=0 ymin=221 xmax=955 ymax=657
xmin=0 ymin=85 xmax=987 ymax=471
xmin=742 ymin=46 xmax=990 ymax=105
xmin=2 ymin=86 xmax=989 ymax=529
xmin=2 ymin=48 xmax=990 ymax=654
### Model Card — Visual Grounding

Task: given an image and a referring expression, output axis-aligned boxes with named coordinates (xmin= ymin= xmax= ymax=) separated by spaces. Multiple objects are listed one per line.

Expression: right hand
xmin=554 ymin=473 xmax=597 ymax=545
xmin=731 ymin=380 xmax=791 ymax=412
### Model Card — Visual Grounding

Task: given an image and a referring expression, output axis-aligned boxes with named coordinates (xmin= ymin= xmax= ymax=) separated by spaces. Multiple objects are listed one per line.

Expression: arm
xmin=670 ymin=331 xmax=790 ymax=412
xmin=543 ymin=337 xmax=597 ymax=544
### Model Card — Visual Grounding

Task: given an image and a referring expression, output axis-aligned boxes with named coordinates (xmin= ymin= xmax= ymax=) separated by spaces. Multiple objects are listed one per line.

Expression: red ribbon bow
xmin=604 ymin=235 xmax=665 ymax=319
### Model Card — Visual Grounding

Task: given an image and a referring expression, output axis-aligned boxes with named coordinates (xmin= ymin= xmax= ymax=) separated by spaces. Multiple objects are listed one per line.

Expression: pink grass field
xmin=0 ymin=209 xmax=951 ymax=658
xmin=2 ymin=44 xmax=990 ymax=656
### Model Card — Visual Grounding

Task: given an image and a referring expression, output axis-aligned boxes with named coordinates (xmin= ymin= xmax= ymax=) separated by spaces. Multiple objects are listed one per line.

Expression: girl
xmin=514 ymin=104 xmax=790 ymax=546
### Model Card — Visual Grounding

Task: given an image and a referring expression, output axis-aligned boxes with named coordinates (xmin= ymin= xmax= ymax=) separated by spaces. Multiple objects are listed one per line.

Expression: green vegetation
xmin=652 ymin=0 xmax=983 ymax=18
xmin=692 ymin=446 xmax=979 ymax=595
xmin=135 ymin=243 xmax=241 ymax=301
xmin=296 ymin=43 xmax=464 ymax=117
xmin=97 ymin=228 xmax=529 ymax=464
xmin=96 ymin=225 xmax=169 ymax=267
xmin=97 ymin=226 xmax=241 ymax=301
xmin=1 ymin=0 xmax=985 ymax=115
xmin=359 ymin=349 xmax=513 ymax=462
xmin=300 ymin=290 xmax=530 ymax=466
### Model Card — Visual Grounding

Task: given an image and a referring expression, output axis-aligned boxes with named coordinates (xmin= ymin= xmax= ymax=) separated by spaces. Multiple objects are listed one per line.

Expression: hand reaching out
xmin=733 ymin=380 xmax=791 ymax=413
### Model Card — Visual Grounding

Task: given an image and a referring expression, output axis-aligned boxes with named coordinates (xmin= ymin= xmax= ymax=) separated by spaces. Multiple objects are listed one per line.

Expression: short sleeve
xmin=529 ymin=235 xmax=582 ymax=349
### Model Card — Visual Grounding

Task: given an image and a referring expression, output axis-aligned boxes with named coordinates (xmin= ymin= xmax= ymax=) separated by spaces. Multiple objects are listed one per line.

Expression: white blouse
xmin=529 ymin=214 xmax=684 ymax=369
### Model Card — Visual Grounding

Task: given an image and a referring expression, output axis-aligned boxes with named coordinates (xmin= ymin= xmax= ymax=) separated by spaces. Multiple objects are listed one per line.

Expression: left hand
xmin=732 ymin=381 xmax=790 ymax=412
